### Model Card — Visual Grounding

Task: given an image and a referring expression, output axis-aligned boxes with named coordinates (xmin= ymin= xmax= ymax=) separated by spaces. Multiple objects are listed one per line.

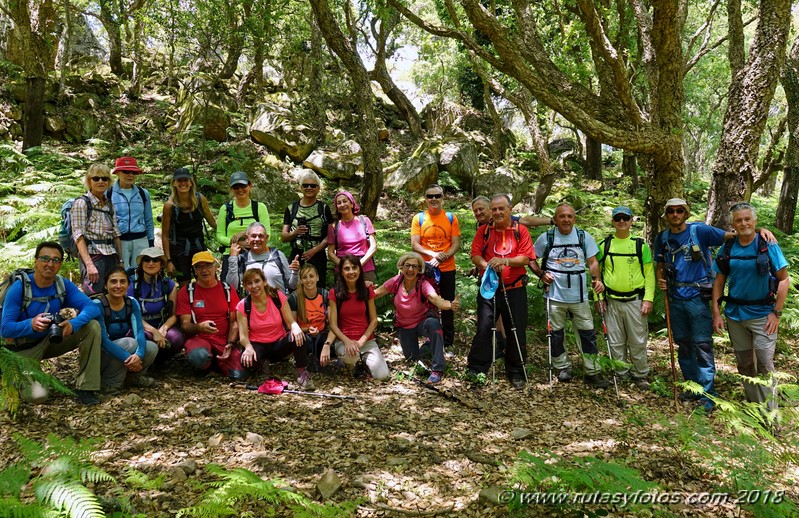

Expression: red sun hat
xmin=112 ymin=156 xmax=142 ymax=173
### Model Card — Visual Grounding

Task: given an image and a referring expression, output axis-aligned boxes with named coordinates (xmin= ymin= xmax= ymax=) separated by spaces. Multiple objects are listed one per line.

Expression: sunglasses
xmin=666 ymin=207 xmax=686 ymax=215
xmin=231 ymin=184 xmax=249 ymax=190
xmin=37 ymin=255 xmax=63 ymax=264
xmin=91 ymin=176 xmax=110 ymax=182
xmin=426 ymin=193 xmax=443 ymax=199
xmin=302 ymin=183 xmax=319 ymax=188
xmin=142 ymin=256 xmax=162 ymax=264
xmin=613 ymin=214 xmax=631 ymax=222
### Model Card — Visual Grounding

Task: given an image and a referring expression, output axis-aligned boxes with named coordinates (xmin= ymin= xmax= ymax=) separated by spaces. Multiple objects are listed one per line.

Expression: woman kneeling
xmin=237 ymin=268 xmax=314 ymax=391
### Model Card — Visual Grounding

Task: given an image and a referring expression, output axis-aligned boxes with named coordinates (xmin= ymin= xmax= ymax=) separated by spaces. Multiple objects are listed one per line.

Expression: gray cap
xmin=173 ymin=167 xmax=191 ymax=180
xmin=229 ymin=171 xmax=250 ymax=187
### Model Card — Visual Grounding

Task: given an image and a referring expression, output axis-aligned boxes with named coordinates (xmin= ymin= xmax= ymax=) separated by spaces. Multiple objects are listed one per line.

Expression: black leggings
xmin=251 ymin=334 xmax=309 ymax=372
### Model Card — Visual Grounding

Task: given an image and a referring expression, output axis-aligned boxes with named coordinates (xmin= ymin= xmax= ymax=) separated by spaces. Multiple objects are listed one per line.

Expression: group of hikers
xmin=0 ymin=157 xmax=791 ymax=413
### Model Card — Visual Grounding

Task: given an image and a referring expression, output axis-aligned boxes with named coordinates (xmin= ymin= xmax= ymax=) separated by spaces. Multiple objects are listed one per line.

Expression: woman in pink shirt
xmin=326 ymin=191 xmax=378 ymax=283
xmin=236 ymin=268 xmax=314 ymax=391
xmin=375 ymin=252 xmax=460 ymax=384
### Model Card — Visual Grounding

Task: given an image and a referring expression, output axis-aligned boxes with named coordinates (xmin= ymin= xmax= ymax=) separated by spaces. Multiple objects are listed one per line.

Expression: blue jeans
xmin=669 ymin=296 xmax=716 ymax=399
xmin=397 ymin=317 xmax=445 ymax=372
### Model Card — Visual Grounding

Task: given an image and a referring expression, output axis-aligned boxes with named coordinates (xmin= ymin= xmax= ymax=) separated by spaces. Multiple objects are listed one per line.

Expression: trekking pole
xmin=499 ymin=277 xmax=528 ymax=386
xmin=663 ymin=292 xmax=680 ymax=410
xmin=596 ymin=293 xmax=622 ymax=407
xmin=545 ymin=288 xmax=553 ymax=398
xmin=491 ymin=292 xmax=497 ymax=384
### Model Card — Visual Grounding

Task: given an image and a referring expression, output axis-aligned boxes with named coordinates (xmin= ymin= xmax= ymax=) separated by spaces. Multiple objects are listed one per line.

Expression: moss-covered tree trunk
xmin=776 ymin=37 xmax=799 ymax=234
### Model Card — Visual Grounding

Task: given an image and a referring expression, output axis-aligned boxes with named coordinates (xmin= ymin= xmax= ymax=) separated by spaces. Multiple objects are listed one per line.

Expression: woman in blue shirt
xmin=96 ymin=267 xmax=158 ymax=392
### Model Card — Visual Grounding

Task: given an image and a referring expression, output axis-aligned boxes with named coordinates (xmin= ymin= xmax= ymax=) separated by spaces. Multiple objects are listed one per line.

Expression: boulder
xmin=303 ymin=149 xmax=361 ymax=180
xmin=9 ymin=107 xmax=23 ymax=121
xmin=44 ymin=115 xmax=66 ymax=134
xmin=316 ymin=469 xmax=341 ymax=500
xmin=202 ymin=105 xmax=230 ymax=142
xmin=384 ymin=140 xmax=439 ymax=191
xmin=472 ymin=166 xmax=528 ymax=205
xmin=249 ymin=103 xmax=316 ymax=163
xmin=421 ymin=99 xmax=489 ymax=135
xmin=438 ymin=139 xmax=479 ymax=188
xmin=7 ymin=81 xmax=26 ymax=103
xmin=64 ymin=111 xmax=99 ymax=142
xmin=73 ymin=93 xmax=101 ymax=110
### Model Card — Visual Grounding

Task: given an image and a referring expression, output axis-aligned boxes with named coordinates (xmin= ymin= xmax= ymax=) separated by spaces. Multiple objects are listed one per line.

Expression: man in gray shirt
xmin=226 ymin=222 xmax=300 ymax=295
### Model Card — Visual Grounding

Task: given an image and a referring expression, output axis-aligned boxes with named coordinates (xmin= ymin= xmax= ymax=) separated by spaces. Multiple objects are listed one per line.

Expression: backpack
xmin=108 ymin=184 xmax=147 ymax=212
xmin=0 ymin=270 xmax=67 ymax=343
xmin=169 ymin=192 xmax=209 ymax=246
xmin=58 ymin=195 xmax=116 ymax=258
xmin=235 ymin=249 xmax=291 ymax=298
xmin=288 ymin=289 xmax=329 ymax=323
xmin=224 ymin=199 xmax=261 ymax=234
xmin=540 ymin=226 xmax=589 ymax=301
xmin=715 ymin=235 xmax=778 ymax=306
xmin=479 ymin=221 xmax=522 ymax=256
xmin=289 ymin=201 xmax=328 ymax=232
xmin=99 ymin=294 xmax=133 ymax=329
xmin=659 ymin=224 xmax=714 ymax=286
xmin=416 ymin=211 xmax=454 ymax=230
xmin=242 ymin=293 xmax=283 ymax=325
xmin=187 ymin=281 xmax=232 ymax=324
xmin=598 ymin=234 xmax=646 ymax=299
xmin=132 ymin=274 xmax=172 ymax=324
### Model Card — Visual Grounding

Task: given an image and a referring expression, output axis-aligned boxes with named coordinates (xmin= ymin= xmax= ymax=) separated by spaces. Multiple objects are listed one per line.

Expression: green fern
xmin=0 ymin=496 xmax=47 ymax=518
xmin=0 ymin=348 xmax=73 ymax=418
xmin=34 ymin=479 xmax=106 ymax=518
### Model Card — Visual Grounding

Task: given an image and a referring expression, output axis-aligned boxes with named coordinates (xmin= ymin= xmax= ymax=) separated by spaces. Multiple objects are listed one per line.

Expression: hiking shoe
xmin=297 ymin=370 xmax=315 ymax=391
xmin=632 ymin=377 xmax=650 ymax=390
xmin=585 ymin=375 xmax=610 ymax=389
xmin=678 ymin=391 xmax=700 ymax=402
xmin=510 ymin=377 xmax=526 ymax=389
xmin=74 ymin=390 xmax=100 ymax=406
xmin=557 ymin=368 xmax=573 ymax=382
xmin=128 ymin=375 xmax=157 ymax=388
xmin=427 ymin=371 xmax=443 ymax=384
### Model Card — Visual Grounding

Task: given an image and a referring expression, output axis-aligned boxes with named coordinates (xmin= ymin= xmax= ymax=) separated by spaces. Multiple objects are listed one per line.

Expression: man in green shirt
xmin=596 ymin=206 xmax=655 ymax=389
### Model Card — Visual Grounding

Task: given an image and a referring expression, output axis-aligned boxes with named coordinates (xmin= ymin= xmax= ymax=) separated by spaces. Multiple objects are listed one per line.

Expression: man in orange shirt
xmin=411 ymin=184 xmax=461 ymax=347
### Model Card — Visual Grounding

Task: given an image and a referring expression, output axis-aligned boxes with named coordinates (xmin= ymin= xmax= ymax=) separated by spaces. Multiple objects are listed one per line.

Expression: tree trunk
xmin=59 ymin=0 xmax=72 ymax=84
xmin=22 ymin=77 xmax=46 ymax=150
xmin=642 ymin=138 xmax=684 ymax=243
xmin=219 ymin=37 xmax=243 ymax=80
xmin=622 ymin=152 xmax=639 ymax=193
xmin=706 ymin=0 xmax=792 ymax=228
xmin=370 ymin=60 xmax=422 ymax=137
xmin=99 ymin=0 xmax=124 ymax=76
xmin=130 ymin=16 xmax=143 ymax=96
xmin=585 ymin=136 xmax=602 ymax=181
xmin=308 ymin=17 xmax=326 ymax=145
xmin=310 ymin=0 xmax=383 ymax=218
xmin=776 ymin=37 xmax=799 ymax=233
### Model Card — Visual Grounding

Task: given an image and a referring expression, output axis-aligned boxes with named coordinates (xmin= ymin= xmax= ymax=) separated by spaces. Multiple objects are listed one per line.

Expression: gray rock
xmin=384 ymin=141 xmax=439 ymax=191
xmin=176 ymin=459 xmax=197 ymax=475
xmin=511 ymin=428 xmax=532 ymax=440
xmin=202 ymin=105 xmax=230 ymax=142
xmin=473 ymin=166 xmax=529 ymax=205
xmin=479 ymin=486 xmax=505 ymax=505
xmin=249 ymin=103 xmax=316 ymax=163
xmin=316 ymin=469 xmax=341 ymax=500
xmin=438 ymin=139 xmax=479 ymax=188
xmin=122 ymin=393 xmax=142 ymax=407
xmin=303 ymin=149 xmax=361 ymax=180
xmin=45 ymin=115 xmax=66 ymax=134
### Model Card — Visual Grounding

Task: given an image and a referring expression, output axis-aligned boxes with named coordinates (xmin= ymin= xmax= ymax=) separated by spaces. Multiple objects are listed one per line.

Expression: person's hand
xmin=217 ymin=343 xmax=233 ymax=360
xmin=713 ymin=314 xmax=725 ymax=335
xmin=487 ymin=257 xmax=506 ymax=272
xmin=320 ymin=343 xmax=331 ymax=366
xmin=240 ymin=346 xmax=256 ymax=368
xmin=290 ymin=323 xmax=304 ymax=346
xmin=294 ymin=225 xmax=309 ymax=237
xmin=199 ymin=320 xmax=218 ymax=334
xmin=302 ymin=247 xmax=318 ymax=261
xmin=592 ymin=278 xmax=605 ymax=294
xmin=758 ymin=227 xmax=777 ymax=244
xmin=435 ymin=252 xmax=448 ymax=263
xmin=450 ymin=294 xmax=461 ymax=312
xmin=289 ymin=255 xmax=300 ymax=272
xmin=86 ymin=262 xmax=99 ymax=284
xmin=229 ymin=242 xmax=241 ymax=257
xmin=764 ymin=312 xmax=780 ymax=335
xmin=166 ymin=261 xmax=176 ymax=276
xmin=657 ymin=278 xmax=668 ymax=291
xmin=641 ymin=301 xmax=653 ymax=316
xmin=428 ymin=257 xmax=440 ymax=268
xmin=58 ymin=319 xmax=74 ymax=337
xmin=124 ymin=354 xmax=143 ymax=372
xmin=308 ymin=326 xmax=320 ymax=336
xmin=151 ymin=329 xmax=167 ymax=348
xmin=541 ymin=272 xmax=554 ymax=285
xmin=32 ymin=313 xmax=54 ymax=333
xmin=344 ymin=338 xmax=359 ymax=358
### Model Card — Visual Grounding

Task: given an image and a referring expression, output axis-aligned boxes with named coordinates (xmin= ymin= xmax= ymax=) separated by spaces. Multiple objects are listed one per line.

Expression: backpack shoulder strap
xmin=289 ymin=201 xmax=301 ymax=223
xmin=447 ymin=211 xmax=453 ymax=224
xmin=251 ymin=200 xmax=259 ymax=222
xmin=634 ymin=237 xmax=644 ymax=274
xmin=270 ymin=249 xmax=290 ymax=293
xmin=224 ymin=201 xmax=234 ymax=232
xmin=244 ymin=295 xmax=252 ymax=323
xmin=417 ymin=212 xmax=425 ymax=228
xmin=188 ymin=281 xmax=197 ymax=323
xmin=577 ymin=228 xmax=586 ymax=255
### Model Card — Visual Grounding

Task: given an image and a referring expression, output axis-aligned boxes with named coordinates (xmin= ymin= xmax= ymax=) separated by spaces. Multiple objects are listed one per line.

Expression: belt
xmin=499 ymin=275 xmax=528 ymax=292
xmin=121 ymin=231 xmax=147 ymax=240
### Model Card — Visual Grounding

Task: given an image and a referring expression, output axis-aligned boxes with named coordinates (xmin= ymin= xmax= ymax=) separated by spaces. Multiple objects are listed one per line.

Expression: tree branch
xmin=685 ymin=16 xmax=756 ymax=74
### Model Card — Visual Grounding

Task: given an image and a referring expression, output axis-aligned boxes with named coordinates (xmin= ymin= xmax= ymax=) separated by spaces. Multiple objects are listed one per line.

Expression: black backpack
xmin=223 ymin=199 xmax=261 ymax=234
xmin=99 ymin=295 xmax=133 ymax=329
xmin=598 ymin=234 xmax=646 ymax=298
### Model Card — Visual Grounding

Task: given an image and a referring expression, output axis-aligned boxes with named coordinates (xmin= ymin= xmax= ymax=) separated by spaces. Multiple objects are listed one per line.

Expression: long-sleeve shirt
xmin=71 ymin=192 xmax=121 ymax=256
xmin=93 ymin=297 xmax=147 ymax=361
xmin=108 ymin=183 xmax=154 ymax=242
xmin=1 ymin=273 xmax=100 ymax=342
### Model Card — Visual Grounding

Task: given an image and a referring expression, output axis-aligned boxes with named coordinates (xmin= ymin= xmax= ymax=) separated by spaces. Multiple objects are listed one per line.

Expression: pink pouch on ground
xmin=257 ymin=378 xmax=288 ymax=395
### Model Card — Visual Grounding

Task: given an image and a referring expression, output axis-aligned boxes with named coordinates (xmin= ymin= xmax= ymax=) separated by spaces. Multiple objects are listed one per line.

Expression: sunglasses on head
xmin=426 ymin=193 xmax=443 ymax=199
xmin=91 ymin=176 xmax=110 ymax=182
xmin=302 ymin=183 xmax=318 ymax=188
xmin=666 ymin=207 xmax=686 ymax=215
xmin=613 ymin=214 xmax=631 ymax=222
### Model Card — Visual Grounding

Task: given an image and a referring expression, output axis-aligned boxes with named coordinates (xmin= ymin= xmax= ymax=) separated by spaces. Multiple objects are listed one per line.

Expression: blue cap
xmin=229 ymin=171 xmax=250 ymax=187
xmin=612 ymin=206 xmax=633 ymax=218
xmin=479 ymin=267 xmax=500 ymax=299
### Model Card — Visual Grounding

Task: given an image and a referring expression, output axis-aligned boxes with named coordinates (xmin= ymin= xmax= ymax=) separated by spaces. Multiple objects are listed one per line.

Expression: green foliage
xmin=0 ymin=434 xmax=115 ymax=518
xmin=177 ymin=464 xmax=359 ymax=518
xmin=124 ymin=469 xmax=167 ymax=490
xmin=0 ymin=348 xmax=72 ymax=419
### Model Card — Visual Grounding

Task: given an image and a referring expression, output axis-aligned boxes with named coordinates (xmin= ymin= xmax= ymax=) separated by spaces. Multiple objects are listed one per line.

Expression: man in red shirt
xmin=468 ymin=194 xmax=534 ymax=388
xmin=177 ymin=251 xmax=246 ymax=379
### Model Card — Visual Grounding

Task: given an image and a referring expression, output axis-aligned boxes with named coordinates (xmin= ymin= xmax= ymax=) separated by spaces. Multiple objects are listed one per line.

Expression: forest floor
xmin=1 ymin=327 xmax=797 ymax=517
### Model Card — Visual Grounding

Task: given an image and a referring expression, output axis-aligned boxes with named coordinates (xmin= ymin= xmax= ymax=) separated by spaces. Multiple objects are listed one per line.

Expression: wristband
xmin=550 ymin=217 xmax=554 ymax=225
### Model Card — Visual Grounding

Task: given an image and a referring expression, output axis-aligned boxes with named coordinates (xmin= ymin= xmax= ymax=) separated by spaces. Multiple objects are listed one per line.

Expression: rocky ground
xmin=1 ymin=328 xmax=797 ymax=517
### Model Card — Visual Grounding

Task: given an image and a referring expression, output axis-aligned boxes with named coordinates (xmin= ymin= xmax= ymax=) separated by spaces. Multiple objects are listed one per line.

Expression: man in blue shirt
xmin=711 ymin=203 xmax=790 ymax=409
xmin=110 ymin=156 xmax=154 ymax=268
xmin=1 ymin=241 xmax=103 ymax=405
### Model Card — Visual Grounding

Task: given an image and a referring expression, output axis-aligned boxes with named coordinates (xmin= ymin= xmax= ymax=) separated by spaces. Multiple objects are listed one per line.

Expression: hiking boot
xmin=427 ymin=371 xmax=443 ymax=384
xmin=678 ymin=391 xmax=700 ymax=402
xmin=128 ymin=375 xmax=157 ymax=388
xmin=296 ymin=370 xmax=315 ymax=391
xmin=510 ymin=377 xmax=526 ymax=389
xmin=585 ymin=375 xmax=610 ymax=389
xmin=632 ymin=377 xmax=650 ymax=390
xmin=557 ymin=368 xmax=573 ymax=382
xmin=74 ymin=390 xmax=100 ymax=406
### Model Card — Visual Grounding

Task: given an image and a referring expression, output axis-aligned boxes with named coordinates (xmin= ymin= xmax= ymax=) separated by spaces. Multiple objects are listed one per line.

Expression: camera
xmin=690 ymin=244 xmax=703 ymax=262
xmin=296 ymin=216 xmax=308 ymax=227
xmin=43 ymin=313 xmax=65 ymax=344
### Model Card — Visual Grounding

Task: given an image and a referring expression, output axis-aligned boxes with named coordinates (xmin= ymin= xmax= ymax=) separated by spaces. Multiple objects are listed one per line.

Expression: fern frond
xmin=34 ymin=478 xmax=105 ymax=518
xmin=79 ymin=466 xmax=115 ymax=485
xmin=0 ymin=464 xmax=31 ymax=498
xmin=0 ymin=495 xmax=47 ymax=518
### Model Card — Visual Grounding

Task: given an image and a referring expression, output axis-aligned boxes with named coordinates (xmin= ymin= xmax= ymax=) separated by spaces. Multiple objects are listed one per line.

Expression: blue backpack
xmin=58 ymin=195 xmax=115 ymax=258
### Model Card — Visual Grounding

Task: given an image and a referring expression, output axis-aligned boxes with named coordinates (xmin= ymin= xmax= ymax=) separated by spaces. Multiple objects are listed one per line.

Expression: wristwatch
xmin=772 ymin=309 xmax=783 ymax=317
